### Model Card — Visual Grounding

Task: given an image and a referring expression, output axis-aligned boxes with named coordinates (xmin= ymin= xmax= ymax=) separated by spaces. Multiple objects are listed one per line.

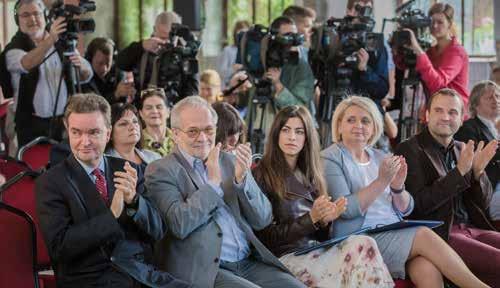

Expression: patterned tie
xmin=92 ymin=168 xmax=109 ymax=204
xmin=193 ymin=159 xmax=208 ymax=184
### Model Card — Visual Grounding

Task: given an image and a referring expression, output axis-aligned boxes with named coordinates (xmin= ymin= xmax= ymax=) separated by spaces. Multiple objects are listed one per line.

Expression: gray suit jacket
xmin=144 ymin=147 xmax=288 ymax=288
xmin=321 ymin=143 xmax=414 ymax=237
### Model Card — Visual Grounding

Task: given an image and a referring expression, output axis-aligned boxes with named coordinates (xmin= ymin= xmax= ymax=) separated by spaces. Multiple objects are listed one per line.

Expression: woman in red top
xmin=406 ymin=3 xmax=469 ymax=115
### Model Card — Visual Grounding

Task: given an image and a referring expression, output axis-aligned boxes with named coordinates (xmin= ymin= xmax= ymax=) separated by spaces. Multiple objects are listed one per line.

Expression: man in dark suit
xmin=455 ymin=80 xmax=500 ymax=223
xmin=35 ymin=93 xmax=189 ymax=288
xmin=144 ymin=96 xmax=305 ymax=288
xmin=396 ymin=88 xmax=500 ymax=287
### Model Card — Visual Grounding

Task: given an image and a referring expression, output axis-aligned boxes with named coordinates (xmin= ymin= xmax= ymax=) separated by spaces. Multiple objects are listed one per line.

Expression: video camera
xmin=310 ymin=4 xmax=381 ymax=74
xmin=157 ymin=23 xmax=200 ymax=103
xmin=236 ymin=24 xmax=304 ymax=78
xmin=48 ymin=0 xmax=96 ymax=55
xmin=235 ymin=24 xmax=304 ymax=105
xmin=385 ymin=0 xmax=432 ymax=68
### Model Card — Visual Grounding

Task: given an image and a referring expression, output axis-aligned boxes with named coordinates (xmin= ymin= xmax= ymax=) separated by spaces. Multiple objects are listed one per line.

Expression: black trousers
xmin=16 ymin=115 xmax=64 ymax=147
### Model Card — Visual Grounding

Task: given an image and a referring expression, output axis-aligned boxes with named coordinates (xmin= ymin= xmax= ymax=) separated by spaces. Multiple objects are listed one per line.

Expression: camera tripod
xmin=397 ymin=69 xmax=425 ymax=142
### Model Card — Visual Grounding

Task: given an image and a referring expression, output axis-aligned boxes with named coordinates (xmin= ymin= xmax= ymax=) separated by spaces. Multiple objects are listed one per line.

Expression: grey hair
xmin=170 ymin=96 xmax=218 ymax=128
xmin=155 ymin=11 xmax=182 ymax=27
xmin=468 ymin=80 xmax=500 ymax=118
xmin=16 ymin=0 xmax=46 ymax=11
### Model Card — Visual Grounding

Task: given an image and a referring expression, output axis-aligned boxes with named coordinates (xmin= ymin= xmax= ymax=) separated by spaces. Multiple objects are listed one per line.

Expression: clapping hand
xmin=390 ymin=156 xmax=407 ymax=190
xmin=113 ymin=161 xmax=138 ymax=204
xmin=310 ymin=196 xmax=348 ymax=227
xmin=378 ymin=155 xmax=402 ymax=185
xmin=206 ymin=143 xmax=222 ymax=185
xmin=472 ymin=140 xmax=498 ymax=180
xmin=234 ymin=143 xmax=252 ymax=184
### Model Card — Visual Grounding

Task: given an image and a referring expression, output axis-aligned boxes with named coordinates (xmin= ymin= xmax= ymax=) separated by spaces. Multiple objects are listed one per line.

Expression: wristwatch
xmin=125 ymin=194 xmax=140 ymax=217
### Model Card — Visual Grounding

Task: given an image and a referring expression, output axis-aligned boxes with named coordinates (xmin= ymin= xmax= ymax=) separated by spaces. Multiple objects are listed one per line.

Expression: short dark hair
xmin=212 ymin=102 xmax=246 ymax=145
xmin=64 ymin=93 xmax=111 ymax=128
xmin=270 ymin=16 xmax=295 ymax=34
xmin=346 ymin=0 xmax=373 ymax=10
xmin=426 ymin=88 xmax=464 ymax=116
xmin=85 ymin=37 xmax=114 ymax=61
xmin=283 ymin=5 xmax=316 ymax=21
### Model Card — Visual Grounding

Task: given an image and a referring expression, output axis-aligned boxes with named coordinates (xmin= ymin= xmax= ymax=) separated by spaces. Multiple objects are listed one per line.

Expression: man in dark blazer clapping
xmin=35 ymin=93 xmax=189 ymax=288
xmin=455 ymin=80 xmax=500 ymax=223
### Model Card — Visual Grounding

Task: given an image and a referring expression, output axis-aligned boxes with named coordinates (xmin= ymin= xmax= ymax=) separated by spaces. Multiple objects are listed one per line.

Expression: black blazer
xmin=395 ymin=128 xmax=496 ymax=240
xmin=454 ymin=117 xmax=500 ymax=186
xmin=35 ymin=155 xmax=189 ymax=288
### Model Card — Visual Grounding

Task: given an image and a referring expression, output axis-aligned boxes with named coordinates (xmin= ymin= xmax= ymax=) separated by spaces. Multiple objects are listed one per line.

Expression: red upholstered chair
xmin=0 ymin=202 xmax=41 ymax=288
xmin=394 ymin=279 xmax=415 ymax=288
xmin=251 ymin=153 xmax=263 ymax=169
xmin=0 ymin=157 xmax=31 ymax=181
xmin=17 ymin=136 xmax=58 ymax=171
xmin=0 ymin=171 xmax=51 ymax=270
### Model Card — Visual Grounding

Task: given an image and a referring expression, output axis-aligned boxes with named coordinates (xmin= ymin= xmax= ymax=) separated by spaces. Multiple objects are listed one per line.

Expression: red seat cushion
xmin=2 ymin=172 xmax=51 ymax=268
xmin=394 ymin=279 xmax=415 ymax=288
xmin=0 ymin=158 xmax=30 ymax=181
xmin=20 ymin=143 xmax=53 ymax=171
xmin=0 ymin=204 xmax=39 ymax=288
xmin=39 ymin=273 xmax=56 ymax=288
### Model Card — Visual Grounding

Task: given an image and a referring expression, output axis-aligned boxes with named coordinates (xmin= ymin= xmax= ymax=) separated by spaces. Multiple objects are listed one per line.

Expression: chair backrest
xmin=17 ymin=137 xmax=58 ymax=171
xmin=0 ymin=157 xmax=31 ymax=181
xmin=0 ymin=202 xmax=40 ymax=288
xmin=0 ymin=171 xmax=51 ymax=269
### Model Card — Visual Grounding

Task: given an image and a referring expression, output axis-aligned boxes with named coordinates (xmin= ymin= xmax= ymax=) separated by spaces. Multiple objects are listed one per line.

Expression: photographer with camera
xmin=282 ymin=5 xmax=316 ymax=49
xmin=1 ymin=0 xmax=93 ymax=147
xmin=264 ymin=16 xmax=315 ymax=112
xmin=344 ymin=0 xmax=389 ymax=107
xmin=116 ymin=11 xmax=198 ymax=106
xmin=403 ymin=3 xmax=469 ymax=117
xmin=83 ymin=37 xmax=136 ymax=104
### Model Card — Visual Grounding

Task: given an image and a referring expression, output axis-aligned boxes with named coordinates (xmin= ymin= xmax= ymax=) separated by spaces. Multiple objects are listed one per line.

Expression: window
xmin=117 ymin=0 xmax=172 ymax=48
xmin=1 ymin=0 xmax=19 ymax=49
xmin=226 ymin=0 xmax=294 ymax=45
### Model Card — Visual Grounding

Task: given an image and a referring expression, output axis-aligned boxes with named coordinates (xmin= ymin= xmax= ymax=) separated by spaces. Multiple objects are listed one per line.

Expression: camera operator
xmin=344 ymin=0 xmax=389 ymax=107
xmin=282 ymin=5 xmax=316 ymax=49
xmin=265 ymin=16 xmax=315 ymax=111
xmin=83 ymin=37 xmax=136 ymax=104
xmin=1 ymin=0 xmax=93 ymax=147
xmin=116 ymin=11 xmax=198 ymax=105
xmin=402 ymin=3 xmax=469 ymax=116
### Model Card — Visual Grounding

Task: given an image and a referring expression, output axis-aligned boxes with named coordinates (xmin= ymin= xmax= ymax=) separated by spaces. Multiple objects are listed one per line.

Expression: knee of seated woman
xmin=415 ymin=226 xmax=435 ymax=241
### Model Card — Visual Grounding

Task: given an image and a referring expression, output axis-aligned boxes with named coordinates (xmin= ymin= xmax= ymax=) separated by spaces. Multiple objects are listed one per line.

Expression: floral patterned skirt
xmin=279 ymin=235 xmax=394 ymax=288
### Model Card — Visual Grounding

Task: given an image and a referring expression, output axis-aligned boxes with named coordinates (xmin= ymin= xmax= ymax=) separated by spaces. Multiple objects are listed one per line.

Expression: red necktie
xmin=92 ymin=168 xmax=109 ymax=204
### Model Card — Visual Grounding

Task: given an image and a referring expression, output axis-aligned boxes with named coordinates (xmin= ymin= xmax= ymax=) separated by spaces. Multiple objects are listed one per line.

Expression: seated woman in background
xmin=253 ymin=105 xmax=394 ymax=287
xmin=454 ymin=80 xmax=500 ymax=225
xmin=200 ymin=69 xmax=223 ymax=104
xmin=106 ymin=103 xmax=161 ymax=167
xmin=322 ymin=96 xmax=488 ymax=287
xmin=212 ymin=101 xmax=246 ymax=153
xmin=139 ymin=88 xmax=174 ymax=157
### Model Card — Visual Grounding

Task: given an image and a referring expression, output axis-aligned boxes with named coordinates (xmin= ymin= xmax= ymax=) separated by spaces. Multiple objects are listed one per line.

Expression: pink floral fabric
xmin=279 ymin=235 xmax=394 ymax=288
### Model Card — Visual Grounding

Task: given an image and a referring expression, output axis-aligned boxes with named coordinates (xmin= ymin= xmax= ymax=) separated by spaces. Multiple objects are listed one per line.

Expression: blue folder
xmin=293 ymin=220 xmax=443 ymax=256
xmin=366 ymin=220 xmax=444 ymax=234
xmin=293 ymin=227 xmax=372 ymax=256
